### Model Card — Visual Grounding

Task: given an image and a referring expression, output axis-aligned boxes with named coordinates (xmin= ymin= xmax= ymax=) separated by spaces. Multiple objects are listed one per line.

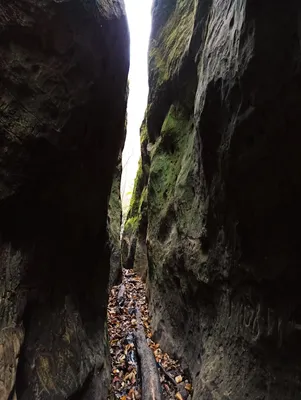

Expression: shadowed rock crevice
xmin=2 ymin=0 xmax=301 ymax=399
xmin=0 ymin=0 xmax=129 ymax=399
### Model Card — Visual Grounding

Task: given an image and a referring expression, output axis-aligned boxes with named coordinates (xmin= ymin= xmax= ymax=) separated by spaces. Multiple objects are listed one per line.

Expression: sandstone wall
xmin=0 ymin=1 xmax=129 ymax=398
xmin=127 ymin=1 xmax=301 ymax=398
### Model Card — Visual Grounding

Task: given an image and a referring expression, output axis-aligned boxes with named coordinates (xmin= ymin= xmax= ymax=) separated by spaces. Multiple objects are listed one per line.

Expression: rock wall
xmin=0 ymin=1 xmax=129 ymax=399
xmin=121 ymin=123 xmax=149 ymax=280
xmin=108 ymin=153 xmax=123 ymax=287
xmin=128 ymin=1 xmax=301 ymax=399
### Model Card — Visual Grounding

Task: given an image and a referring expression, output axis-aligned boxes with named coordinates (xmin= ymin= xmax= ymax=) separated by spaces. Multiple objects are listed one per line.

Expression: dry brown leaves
xmin=107 ymin=269 xmax=193 ymax=400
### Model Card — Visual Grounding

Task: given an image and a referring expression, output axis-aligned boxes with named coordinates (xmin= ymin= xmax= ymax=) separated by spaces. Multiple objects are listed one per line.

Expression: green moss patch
xmin=148 ymin=103 xmax=193 ymax=234
xmin=149 ymin=0 xmax=196 ymax=88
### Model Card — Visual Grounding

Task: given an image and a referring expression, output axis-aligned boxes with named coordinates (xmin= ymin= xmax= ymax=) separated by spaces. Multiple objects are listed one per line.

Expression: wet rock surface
xmin=0 ymin=1 xmax=129 ymax=399
xmin=125 ymin=1 xmax=301 ymax=399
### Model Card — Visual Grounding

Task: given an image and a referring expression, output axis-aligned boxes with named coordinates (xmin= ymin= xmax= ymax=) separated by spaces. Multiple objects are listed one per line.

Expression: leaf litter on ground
xmin=107 ymin=269 xmax=193 ymax=400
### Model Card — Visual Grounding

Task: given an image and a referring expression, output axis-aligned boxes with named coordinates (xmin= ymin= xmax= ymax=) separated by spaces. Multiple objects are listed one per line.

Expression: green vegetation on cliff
xmin=149 ymin=0 xmax=195 ymax=87
xmin=148 ymin=104 xmax=193 ymax=223
xmin=121 ymin=156 xmax=148 ymax=271
xmin=123 ymin=160 xmax=147 ymax=232
xmin=108 ymin=157 xmax=123 ymax=287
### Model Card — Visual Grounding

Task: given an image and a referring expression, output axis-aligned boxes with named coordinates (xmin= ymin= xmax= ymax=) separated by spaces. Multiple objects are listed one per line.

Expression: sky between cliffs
xmin=121 ymin=0 xmax=153 ymax=215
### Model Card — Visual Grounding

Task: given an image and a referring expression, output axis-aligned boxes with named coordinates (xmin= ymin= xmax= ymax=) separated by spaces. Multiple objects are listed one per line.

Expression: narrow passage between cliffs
xmin=107 ymin=269 xmax=193 ymax=400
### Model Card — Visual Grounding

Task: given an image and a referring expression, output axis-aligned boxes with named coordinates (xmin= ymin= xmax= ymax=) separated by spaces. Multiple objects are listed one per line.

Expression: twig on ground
xmin=158 ymin=362 xmax=177 ymax=387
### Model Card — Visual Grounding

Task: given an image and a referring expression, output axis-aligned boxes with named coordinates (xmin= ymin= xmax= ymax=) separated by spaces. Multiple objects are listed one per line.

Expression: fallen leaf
xmin=108 ymin=269 xmax=192 ymax=399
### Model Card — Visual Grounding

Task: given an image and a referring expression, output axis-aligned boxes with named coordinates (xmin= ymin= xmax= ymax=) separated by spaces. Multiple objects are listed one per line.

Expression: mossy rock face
xmin=149 ymin=0 xmax=195 ymax=88
xmin=136 ymin=0 xmax=301 ymax=398
xmin=121 ymin=158 xmax=149 ymax=275
xmin=108 ymin=154 xmax=123 ymax=287
xmin=121 ymin=117 xmax=151 ymax=278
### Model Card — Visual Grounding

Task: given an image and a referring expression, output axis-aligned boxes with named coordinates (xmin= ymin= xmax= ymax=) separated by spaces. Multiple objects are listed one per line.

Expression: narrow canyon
xmin=1 ymin=0 xmax=301 ymax=399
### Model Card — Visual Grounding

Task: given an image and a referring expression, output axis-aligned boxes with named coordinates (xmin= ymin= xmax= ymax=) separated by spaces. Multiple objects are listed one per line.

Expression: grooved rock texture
xmin=127 ymin=1 xmax=301 ymax=399
xmin=0 ymin=1 xmax=129 ymax=399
